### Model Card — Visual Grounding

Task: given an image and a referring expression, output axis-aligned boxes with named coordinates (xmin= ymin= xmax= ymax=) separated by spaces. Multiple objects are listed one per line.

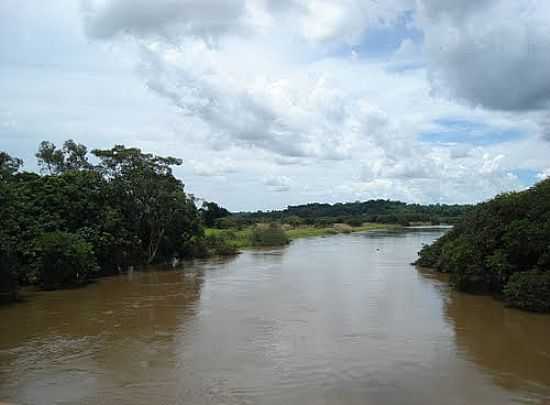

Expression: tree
xmin=34 ymin=232 xmax=97 ymax=290
xmin=36 ymin=139 xmax=91 ymax=174
xmin=200 ymin=201 xmax=231 ymax=227
xmin=416 ymin=178 xmax=550 ymax=312
xmin=0 ymin=152 xmax=23 ymax=301
xmin=92 ymin=145 xmax=195 ymax=264
xmin=0 ymin=151 xmax=23 ymax=180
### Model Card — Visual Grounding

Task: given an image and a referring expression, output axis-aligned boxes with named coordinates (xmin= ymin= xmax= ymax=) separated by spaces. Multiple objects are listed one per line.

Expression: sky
xmin=1 ymin=0 xmax=550 ymax=211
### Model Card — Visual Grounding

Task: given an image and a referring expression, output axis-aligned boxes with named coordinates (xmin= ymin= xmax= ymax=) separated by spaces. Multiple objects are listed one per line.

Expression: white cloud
xmin=419 ymin=0 xmax=550 ymax=112
xmin=264 ymin=175 xmax=293 ymax=192
xmin=1 ymin=0 xmax=549 ymax=210
xmin=537 ymin=168 xmax=550 ymax=181
xmin=188 ymin=158 xmax=237 ymax=177
xmin=82 ymin=0 xmax=247 ymax=41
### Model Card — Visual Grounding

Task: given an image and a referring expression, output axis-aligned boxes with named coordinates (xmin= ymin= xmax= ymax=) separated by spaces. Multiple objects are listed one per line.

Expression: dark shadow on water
xmin=416 ymin=266 xmax=550 ymax=399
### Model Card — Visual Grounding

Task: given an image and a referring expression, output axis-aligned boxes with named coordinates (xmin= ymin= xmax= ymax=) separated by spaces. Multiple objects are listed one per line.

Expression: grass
xmin=204 ymin=228 xmax=251 ymax=249
xmin=205 ymin=223 xmax=401 ymax=250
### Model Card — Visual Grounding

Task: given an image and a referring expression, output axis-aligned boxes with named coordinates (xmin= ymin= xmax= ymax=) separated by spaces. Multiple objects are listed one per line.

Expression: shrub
xmin=504 ymin=271 xmax=550 ymax=312
xmin=250 ymin=223 xmax=289 ymax=247
xmin=178 ymin=235 xmax=209 ymax=259
xmin=34 ymin=232 xmax=97 ymax=290
xmin=333 ymin=223 xmax=353 ymax=233
xmin=205 ymin=234 xmax=239 ymax=256
xmin=344 ymin=217 xmax=363 ymax=227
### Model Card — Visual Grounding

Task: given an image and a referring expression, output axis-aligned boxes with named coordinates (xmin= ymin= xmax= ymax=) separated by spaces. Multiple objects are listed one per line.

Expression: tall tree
xmin=92 ymin=145 xmax=194 ymax=264
xmin=36 ymin=139 xmax=91 ymax=174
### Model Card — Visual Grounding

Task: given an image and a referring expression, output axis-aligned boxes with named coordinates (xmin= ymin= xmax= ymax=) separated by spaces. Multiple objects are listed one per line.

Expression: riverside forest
xmin=1 ymin=140 xmax=469 ymax=301
xmin=1 ymin=140 xmax=549 ymax=313
xmin=4 ymin=1 xmax=550 ymax=403
xmin=2 ymin=141 xmax=550 ymax=403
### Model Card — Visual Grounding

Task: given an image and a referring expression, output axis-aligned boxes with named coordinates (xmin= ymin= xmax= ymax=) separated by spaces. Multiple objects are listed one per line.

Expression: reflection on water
xmin=445 ymin=284 xmax=550 ymax=396
xmin=1 ymin=230 xmax=549 ymax=404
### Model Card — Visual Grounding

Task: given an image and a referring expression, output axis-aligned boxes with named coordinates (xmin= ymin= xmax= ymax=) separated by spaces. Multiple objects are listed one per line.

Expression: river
xmin=1 ymin=229 xmax=550 ymax=404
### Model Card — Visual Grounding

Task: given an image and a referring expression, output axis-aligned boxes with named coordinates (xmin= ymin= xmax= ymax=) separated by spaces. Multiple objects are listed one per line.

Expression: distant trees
xmin=416 ymin=179 xmax=550 ymax=312
xmin=230 ymin=200 xmax=470 ymax=228
xmin=0 ymin=141 xmax=235 ymax=300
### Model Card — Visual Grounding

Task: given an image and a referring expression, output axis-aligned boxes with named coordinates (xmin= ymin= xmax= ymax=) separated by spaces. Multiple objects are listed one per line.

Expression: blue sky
xmin=419 ymin=119 xmax=525 ymax=146
xmin=1 ymin=0 xmax=550 ymax=210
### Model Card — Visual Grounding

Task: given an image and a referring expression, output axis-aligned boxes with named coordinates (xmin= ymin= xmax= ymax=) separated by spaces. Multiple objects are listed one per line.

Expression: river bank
xmin=205 ymin=222 xmax=402 ymax=249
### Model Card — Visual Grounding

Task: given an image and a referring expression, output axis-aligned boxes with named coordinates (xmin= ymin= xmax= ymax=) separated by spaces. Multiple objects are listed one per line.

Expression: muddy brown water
xmin=1 ymin=229 xmax=550 ymax=404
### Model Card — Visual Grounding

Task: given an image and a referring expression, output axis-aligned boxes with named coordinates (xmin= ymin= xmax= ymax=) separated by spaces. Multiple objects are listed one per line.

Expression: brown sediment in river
xmin=1 ymin=230 xmax=549 ymax=404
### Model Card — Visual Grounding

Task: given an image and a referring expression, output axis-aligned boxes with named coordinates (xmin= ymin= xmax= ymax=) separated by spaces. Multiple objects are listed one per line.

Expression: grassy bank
xmin=206 ymin=223 xmax=400 ymax=250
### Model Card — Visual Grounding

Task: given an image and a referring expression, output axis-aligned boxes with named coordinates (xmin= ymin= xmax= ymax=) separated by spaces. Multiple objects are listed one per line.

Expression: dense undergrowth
xmin=416 ymin=179 xmax=550 ymax=312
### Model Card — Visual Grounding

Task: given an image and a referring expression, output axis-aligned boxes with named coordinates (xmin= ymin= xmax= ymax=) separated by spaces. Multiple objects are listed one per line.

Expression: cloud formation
xmin=420 ymin=0 xmax=550 ymax=112
xmin=264 ymin=175 xmax=293 ymax=192
xmin=2 ymin=0 xmax=550 ymax=210
xmin=82 ymin=0 xmax=247 ymax=40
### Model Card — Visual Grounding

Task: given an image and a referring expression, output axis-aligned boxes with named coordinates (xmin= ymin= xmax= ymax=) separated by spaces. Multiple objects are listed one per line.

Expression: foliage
xmin=36 ymin=139 xmax=91 ymax=174
xmin=200 ymin=201 xmax=231 ymax=227
xmin=250 ymin=223 xmax=289 ymax=247
xmin=204 ymin=234 xmax=239 ymax=256
xmin=204 ymin=223 xmax=398 ymax=249
xmin=0 ymin=141 xmax=234 ymax=298
xmin=333 ymin=223 xmax=353 ymax=233
xmin=0 ymin=245 xmax=18 ymax=303
xmin=0 ymin=152 xmax=23 ymax=301
xmin=205 ymin=228 xmax=251 ymax=249
xmin=504 ymin=271 xmax=550 ymax=312
xmin=0 ymin=151 xmax=23 ymax=179
xmin=91 ymin=145 xmax=197 ymax=265
xmin=232 ymin=199 xmax=469 ymax=228
xmin=416 ymin=178 xmax=550 ymax=311
xmin=33 ymin=232 xmax=97 ymax=290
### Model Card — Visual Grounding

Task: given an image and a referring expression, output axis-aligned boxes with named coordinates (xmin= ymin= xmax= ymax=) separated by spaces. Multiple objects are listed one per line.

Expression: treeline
xmin=416 ymin=178 xmax=550 ymax=312
xmin=220 ymin=200 xmax=469 ymax=228
xmin=0 ymin=140 xmax=235 ymax=302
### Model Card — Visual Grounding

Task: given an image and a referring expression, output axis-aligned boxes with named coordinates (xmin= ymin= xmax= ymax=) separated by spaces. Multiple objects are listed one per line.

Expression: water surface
xmin=1 ymin=230 xmax=550 ymax=404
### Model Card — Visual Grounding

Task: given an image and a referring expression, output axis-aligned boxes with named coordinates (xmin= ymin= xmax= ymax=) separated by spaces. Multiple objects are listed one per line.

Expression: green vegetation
xmin=0 ymin=140 xmax=470 ymax=304
xmin=205 ymin=222 xmax=399 ymax=249
xmin=250 ymin=223 xmax=289 ymax=247
xmin=503 ymin=271 xmax=550 ymax=313
xmin=232 ymin=199 xmax=469 ymax=228
xmin=0 ymin=141 xmax=236 ymax=301
xmin=200 ymin=201 xmax=232 ymax=227
xmin=34 ymin=232 xmax=97 ymax=290
xmin=286 ymin=222 xmax=395 ymax=239
xmin=416 ymin=178 xmax=550 ymax=312
xmin=205 ymin=228 xmax=252 ymax=249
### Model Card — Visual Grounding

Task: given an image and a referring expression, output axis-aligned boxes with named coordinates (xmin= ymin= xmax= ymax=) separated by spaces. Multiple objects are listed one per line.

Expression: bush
xmin=415 ymin=179 xmax=550 ymax=310
xmin=0 ymin=247 xmax=18 ymax=303
xmin=205 ymin=234 xmax=239 ymax=256
xmin=504 ymin=271 xmax=550 ymax=312
xmin=333 ymin=223 xmax=353 ymax=233
xmin=34 ymin=232 xmax=97 ymax=290
xmin=250 ymin=223 xmax=289 ymax=247
xmin=344 ymin=217 xmax=363 ymax=227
